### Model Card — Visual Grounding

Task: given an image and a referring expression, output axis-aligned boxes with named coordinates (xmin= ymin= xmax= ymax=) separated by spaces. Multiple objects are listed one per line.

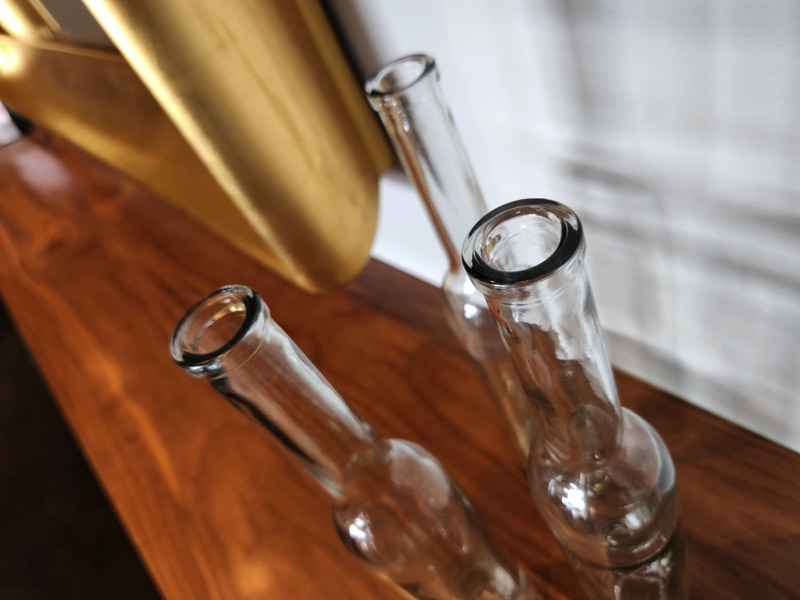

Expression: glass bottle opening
xmin=462 ymin=199 xmax=584 ymax=286
xmin=364 ymin=54 xmax=436 ymax=100
xmin=170 ymin=285 xmax=264 ymax=376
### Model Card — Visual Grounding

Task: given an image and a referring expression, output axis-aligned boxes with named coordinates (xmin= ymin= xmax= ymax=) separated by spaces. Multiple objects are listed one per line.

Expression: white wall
xmin=327 ymin=0 xmax=800 ymax=452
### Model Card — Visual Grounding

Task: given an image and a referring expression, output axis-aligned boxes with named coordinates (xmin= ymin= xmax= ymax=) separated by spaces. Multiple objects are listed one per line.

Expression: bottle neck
xmin=496 ymin=261 xmax=622 ymax=463
xmin=366 ymin=55 xmax=488 ymax=274
xmin=463 ymin=201 xmax=623 ymax=464
xmin=171 ymin=286 xmax=379 ymax=498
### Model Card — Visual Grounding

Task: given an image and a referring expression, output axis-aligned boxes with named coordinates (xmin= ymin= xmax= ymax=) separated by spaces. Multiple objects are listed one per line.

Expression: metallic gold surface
xmin=0 ymin=0 xmax=57 ymax=40
xmin=0 ymin=35 xmax=282 ymax=273
xmin=83 ymin=0 xmax=391 ymax=291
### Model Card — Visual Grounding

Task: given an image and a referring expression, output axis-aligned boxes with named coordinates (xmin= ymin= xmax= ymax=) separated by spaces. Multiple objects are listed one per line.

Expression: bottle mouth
xmin=462 ymin=199 xmax=584 ymax=286
xmin=170 ymin=285 xmax=264 ymax=377
xmin=364 ymin=54 xmax=437 ymax=102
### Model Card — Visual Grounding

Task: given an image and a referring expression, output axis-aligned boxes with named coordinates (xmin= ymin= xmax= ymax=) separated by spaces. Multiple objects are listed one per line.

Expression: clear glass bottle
xmin=461 ymin=200 xmax=686 ymax=600
xmin=170 ymin=285 xmax=541 ymax=600
xmin=365 ymin=54 xmax=535 ymax=458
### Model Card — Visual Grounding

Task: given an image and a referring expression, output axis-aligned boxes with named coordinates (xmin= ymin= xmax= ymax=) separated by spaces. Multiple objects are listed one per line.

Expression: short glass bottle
xmin=462 ymin=200 xmax=686 ymax=600
xmin=171 ymin=286 xmax=541 ymax=600
xmin=365 ymin=54 xmax=535 ymax=458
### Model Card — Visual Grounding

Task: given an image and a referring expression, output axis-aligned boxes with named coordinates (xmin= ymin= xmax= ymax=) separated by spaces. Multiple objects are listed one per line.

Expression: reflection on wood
xmin=0 ymin=304 xmax=162 ymax=599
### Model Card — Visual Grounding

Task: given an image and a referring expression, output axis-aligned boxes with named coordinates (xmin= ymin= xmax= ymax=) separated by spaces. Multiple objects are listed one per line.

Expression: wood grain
xmin=0 ymin=302 xmax=161 ymax=599
xmin=0 ymin=131 xmax=798 ymax=599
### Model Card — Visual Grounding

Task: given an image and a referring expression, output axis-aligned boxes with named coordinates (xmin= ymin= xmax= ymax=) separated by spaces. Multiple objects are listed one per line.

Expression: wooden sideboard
xmin=0 ymin=131 xmax=797 ymax=599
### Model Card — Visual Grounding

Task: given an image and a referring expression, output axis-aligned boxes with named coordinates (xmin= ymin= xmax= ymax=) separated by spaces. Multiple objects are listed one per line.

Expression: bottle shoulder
xmin=528 ymin=408 xmax=679 ymax=567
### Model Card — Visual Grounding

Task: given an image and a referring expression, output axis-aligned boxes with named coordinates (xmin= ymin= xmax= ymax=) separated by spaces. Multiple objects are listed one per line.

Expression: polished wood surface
xmin=0 ymin=304 xmax=161 ymax=599
xmin=0 ymin=132 xmax=798 ymax=599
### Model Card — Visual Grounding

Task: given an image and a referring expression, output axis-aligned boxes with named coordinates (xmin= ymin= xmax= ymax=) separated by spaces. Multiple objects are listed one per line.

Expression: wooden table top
xmin=0 ymin=131 xmax=798 ymax=599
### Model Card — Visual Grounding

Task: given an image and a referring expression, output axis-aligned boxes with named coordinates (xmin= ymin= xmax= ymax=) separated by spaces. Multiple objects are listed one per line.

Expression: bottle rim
xmin=364 ymin=54 xmax=437 ymax=102
xmin=170 ymin=285 xmax=263 ymax=376
xmin=462 ymin=198 xmax=584 ymax=286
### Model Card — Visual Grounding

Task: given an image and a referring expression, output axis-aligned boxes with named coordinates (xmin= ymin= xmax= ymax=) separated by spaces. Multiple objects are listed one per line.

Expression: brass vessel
xmin=0 ymin=0 xmax=391 ymax=291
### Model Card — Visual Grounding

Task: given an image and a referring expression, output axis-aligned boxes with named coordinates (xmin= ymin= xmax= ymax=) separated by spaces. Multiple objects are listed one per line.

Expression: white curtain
xmin=328 ymin=0 xmax=800 ymax=452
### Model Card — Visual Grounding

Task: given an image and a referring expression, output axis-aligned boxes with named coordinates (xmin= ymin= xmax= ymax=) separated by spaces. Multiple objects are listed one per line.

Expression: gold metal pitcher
xmin=0 ymin=0 xmax=391 ymax=291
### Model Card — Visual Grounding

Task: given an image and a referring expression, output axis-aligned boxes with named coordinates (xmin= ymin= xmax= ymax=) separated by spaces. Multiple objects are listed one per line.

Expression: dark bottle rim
xmin=170 ymin=285 xmax=263 ymax=377
xmin=462 ymin=198 xmax=584 ymax=286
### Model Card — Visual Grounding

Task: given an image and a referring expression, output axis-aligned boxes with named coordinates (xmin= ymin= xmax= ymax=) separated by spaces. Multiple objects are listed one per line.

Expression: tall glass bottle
xmin=462 ymin=200 xmax=686 ymax=600
xmin=365 ymin=54 xmax=536 ymax=458
xmin=170 ymin=285 xmax=541 ymax=600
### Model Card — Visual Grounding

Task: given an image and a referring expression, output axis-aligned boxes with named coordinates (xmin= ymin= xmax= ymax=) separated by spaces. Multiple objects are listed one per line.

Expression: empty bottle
xmin=365 ymin=54 xmax=535 ymax=458
xmin=462 ymin=200 xmax=686 ymax=600
xmin=171 ymin=285 xmax=541 ymax=600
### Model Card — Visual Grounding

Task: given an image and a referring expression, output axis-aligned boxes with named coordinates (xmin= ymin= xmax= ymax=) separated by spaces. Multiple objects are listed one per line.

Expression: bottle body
xmin=531 ymin=410 xmax=679 ymax=568
xmin=335 ymin=439 xmax=538 ymax=600
xmin=171 ymin=286 xmax=541 ymax=600
xmin=569 ymin=529 xmax=685 ymax=600
xmin=442 ymin=268 xmax=536 ymax=455
xmin=462 ymin=200 xmax=686 ymax=599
